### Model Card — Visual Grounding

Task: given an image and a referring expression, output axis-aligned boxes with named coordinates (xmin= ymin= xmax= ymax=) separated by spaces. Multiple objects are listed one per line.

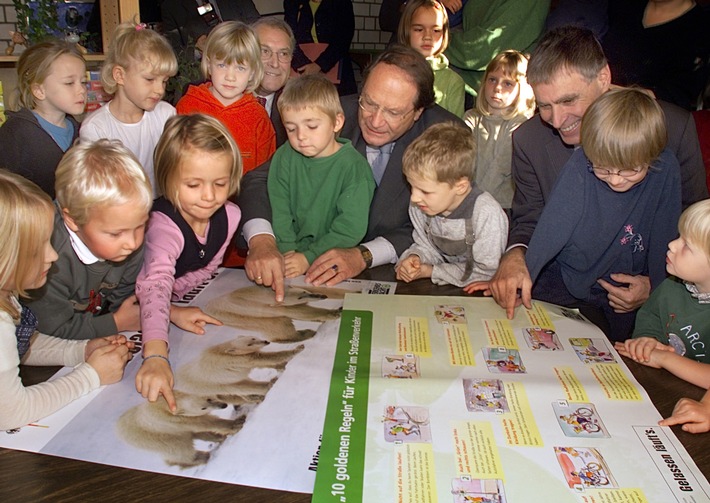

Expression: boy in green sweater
xmin=616 ymin=200 xmax=710 ymax=433
xmin=267 ymin=74 xmax=375 ymax=278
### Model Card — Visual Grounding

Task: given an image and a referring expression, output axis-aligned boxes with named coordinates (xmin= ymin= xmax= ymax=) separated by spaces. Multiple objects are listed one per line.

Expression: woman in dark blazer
xmin=284 ymin=0 xmax=357 ymax=95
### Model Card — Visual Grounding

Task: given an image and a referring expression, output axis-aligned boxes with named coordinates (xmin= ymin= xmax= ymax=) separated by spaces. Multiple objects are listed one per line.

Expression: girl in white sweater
xmin=0 ymin=170 xmax=133 ymax=430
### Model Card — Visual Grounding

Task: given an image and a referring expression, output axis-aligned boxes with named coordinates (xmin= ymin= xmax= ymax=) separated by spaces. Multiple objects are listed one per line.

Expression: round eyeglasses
xmin=587 ymin=160 xmax=646 ymax=178
xmin=260 ymin=46 xmax=293 ymax=63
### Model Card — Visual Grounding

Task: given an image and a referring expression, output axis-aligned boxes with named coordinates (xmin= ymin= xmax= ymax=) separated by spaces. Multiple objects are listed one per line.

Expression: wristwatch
xmin=358 ymin=245 xmax=373 ymax=269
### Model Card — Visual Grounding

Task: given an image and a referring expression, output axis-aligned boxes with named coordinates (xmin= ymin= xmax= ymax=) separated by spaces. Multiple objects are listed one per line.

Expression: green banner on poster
xmin=312 ymin=310 xmax=373 ymax=502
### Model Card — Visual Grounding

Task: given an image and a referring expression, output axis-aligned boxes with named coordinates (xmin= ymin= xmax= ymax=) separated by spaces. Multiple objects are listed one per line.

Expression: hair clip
xmin=136 ymin=23 xmax=148 ymax=31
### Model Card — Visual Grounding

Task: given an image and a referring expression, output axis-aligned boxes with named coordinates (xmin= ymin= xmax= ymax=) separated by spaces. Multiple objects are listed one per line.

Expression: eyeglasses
xmin=358 ymin=96 xmax=416 ymax=124
xmin=260 ymin=46 xmax=292 ymax=63
xmin=587 ymin=160 xmax=646 ymax=178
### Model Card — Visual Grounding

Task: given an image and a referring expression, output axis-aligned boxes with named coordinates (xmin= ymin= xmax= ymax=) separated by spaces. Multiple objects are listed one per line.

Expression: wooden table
xmin=2 ymin=268 xmax=708 ymax=502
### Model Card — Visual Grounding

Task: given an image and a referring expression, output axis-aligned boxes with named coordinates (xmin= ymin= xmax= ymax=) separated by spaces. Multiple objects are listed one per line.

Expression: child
xmin=0 ymin=40 xmax=86 ymax=198
xmin=523 ymin=88 xmax=682 ymax=342
xmin=267 ymin=74 xmax=375 ymax=278
xmin=395 ymin=122 xmax=507 ymax=287
xmin=463 ymin=50 xmax=535 ymax=209
xmin=135 ymin=114 xmax=242 ymax=411
xmin=26 ymin=140 xmax=152 ymax=340
xmin=80 ymin=22 xmax=178 ymax=190
xmin=176 ymin=21 xmax=276 ymax=174
xmin=616 ymin=199 xmax=710 ymax=433
xmin=398 ymin=0 xmax=465 ymax=118
xmin=0 ymin=170 xmax=132 ymax=430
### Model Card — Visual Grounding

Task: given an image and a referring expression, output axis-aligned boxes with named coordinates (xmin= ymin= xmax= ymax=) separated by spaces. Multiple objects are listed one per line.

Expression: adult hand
xmin=113 ymin=294 xmax=140 ymax=332
xmin=441 ymin=0 xmax=462 ymax=13
xmin=245 ymin=234 xmax=285 ymax=302
xmin=659 ymin=397 xmax=710 ymax=434
xmin=306 ymin=247 xmax=365 ymax=286
xmin=488 ymin=247 xmax=532 ymax=319
xmin=597 ymin=273 xmax=651 ymax=313
xmin=170 ymin=305 xmax=222 ymax=335
xmin=298 ymin=62 xmax=321 ymax=75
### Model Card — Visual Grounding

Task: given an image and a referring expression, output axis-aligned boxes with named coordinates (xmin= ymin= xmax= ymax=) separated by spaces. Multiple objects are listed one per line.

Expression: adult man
xmin=252 ymin=17 xmax=295 ymax=147
xmin=239 ymin=45 xmax=462 ymax=300
xmin=480 ymin=26 xmax=707 ymax=323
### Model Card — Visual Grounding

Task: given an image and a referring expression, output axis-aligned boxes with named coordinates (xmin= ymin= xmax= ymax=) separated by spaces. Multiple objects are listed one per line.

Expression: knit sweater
xmin=176 ymin=83 xmax=276 ymax=173
xmin=633 ymin=277 xmax=710 ymax=363
xmin=398 ymin=187 xmax=507 ymax=287
xmin=26 ymin=208 xmax=144 ymax=340
xmin=268 ymin=139 xmax=375 ymax=264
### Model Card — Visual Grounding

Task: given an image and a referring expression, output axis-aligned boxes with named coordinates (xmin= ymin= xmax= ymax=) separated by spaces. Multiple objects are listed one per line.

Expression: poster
xmin=1 ymin=269 xmax=394 ymax=493
xmin=313 ymin=295 xmax=710 ymax=503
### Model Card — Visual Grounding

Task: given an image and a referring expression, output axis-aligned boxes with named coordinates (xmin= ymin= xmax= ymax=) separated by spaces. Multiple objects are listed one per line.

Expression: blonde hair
xmin=55 ymin=140 xmax=153 ymax=226
xmin=15 ymin=40 xmax=85 ymax=110
xmin=101 ymin=22 xmax=177 ymax=95
xmin=476 ymin=50 xmax=535 ymax=120
xmin=153 ymin=114 xmax=242 ymax=207
xmin=679 ymin=200 xmax=710 ymax=260
xmin=0 ymin=170 xmax=55 ymax=318
xmin=398 ymin=0 xmax=449 ymax=57
xmin=581 ymin=88 xmax=667 ymax=170
xmin=402 ymin=122 xmax=476 ymax=185
xmin=201 ymin=21 xmax=263 ymax=94
xmin=277 ymin=74 xmax=343 ymax=126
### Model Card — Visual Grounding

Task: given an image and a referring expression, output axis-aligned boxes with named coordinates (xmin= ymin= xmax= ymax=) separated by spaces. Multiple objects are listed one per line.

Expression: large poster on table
xmin=0 ymin=269 xmax=394 ymax=493
xmin=313 ymin=295 xmax=710 ymax=503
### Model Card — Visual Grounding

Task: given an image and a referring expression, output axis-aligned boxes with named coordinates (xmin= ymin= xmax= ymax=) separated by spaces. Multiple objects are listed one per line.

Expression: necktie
xmin=255 ymin=96 xmax=267 ymax=108
xmin=370 ymin=144 xmax=393 ymax=185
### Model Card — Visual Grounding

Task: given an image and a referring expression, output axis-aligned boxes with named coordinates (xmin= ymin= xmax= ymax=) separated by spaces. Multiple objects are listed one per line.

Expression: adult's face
xmin=533 ymin=65 xmax=610 ymax=146
xmin=358 ymin=63 xmax=423 ymax=147
xmin=254 ymin=25 xmax=291 ymax=94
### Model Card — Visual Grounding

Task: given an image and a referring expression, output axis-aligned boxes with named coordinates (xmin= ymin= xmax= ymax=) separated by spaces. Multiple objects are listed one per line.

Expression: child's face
xmin=282 ymin=107 xmax=344 ymax=159
xmin=589 ymin=163 xmax=649 ymax=192
xmin=208 ymin=59 xmax=254 ymax=106
xmin=24 ymin=226 xmax=59 ymax=291
xmin=114 ymin=60 xmax=169 ymax=113
xmin=176 ymin=148 xmax=233 ymax=232
xmin=63 ymin=202 xmax=148 ymax=262
xmin=33 ymin=54 xmax=87 ymax=119
xmin=484 ymin=68 xmax=519 ymax=116
xmin=406 ymin=173 xmax=470 ymax=217
xmin=666 ymin=235 xmax=710 ymax=291
xmin=409 ymin=6 xmax=445 ymax=58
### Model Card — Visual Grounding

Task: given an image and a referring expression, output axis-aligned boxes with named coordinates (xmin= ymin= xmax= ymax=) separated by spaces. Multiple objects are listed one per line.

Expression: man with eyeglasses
xmin=470 ymin=26 xmax=706 ymax=332
xmin=239 ymin=45 xmax=462 ymax=301
xmin=252 ymin=17 xmax=295 ymax=147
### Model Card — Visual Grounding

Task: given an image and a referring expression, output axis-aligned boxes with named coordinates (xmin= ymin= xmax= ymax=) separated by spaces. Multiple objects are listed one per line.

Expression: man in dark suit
xmin=239 ymin=45 xmax=462 ymax=300
xmin=252 ymin=17 xmax=294 ymax=148
xmin=476 ymin=26 xmax=707 ymax=321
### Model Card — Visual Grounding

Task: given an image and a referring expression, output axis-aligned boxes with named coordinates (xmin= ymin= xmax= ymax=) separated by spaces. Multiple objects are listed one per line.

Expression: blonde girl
xmin=80 ymin=22 xmax=178 ymax=190
xmin=177 ymin=21 xmax=276 ymax=175
xmin=135 ymin=114 xmax=242 ymax=411
xmin=464 ymin=50 xmax=535 ymax=209
xmin=398 ymin=0 xmax=465 ymax=117
xmin=0 ymin=170 xmax=132 ymax=430
xmin=0 ymin=40 xmax=86 ymax=198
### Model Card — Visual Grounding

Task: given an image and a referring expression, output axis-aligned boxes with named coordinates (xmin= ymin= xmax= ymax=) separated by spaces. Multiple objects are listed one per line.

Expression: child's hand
xmin=135 ymin=353 xmax=177 ymax=413
xmin=659 ymin=397 xmax=710 ymax=434
xmin=85 ymin=334 xmax=135 ymax=361
xmin=283 ymin=251 xmax=309 ymax=278
xmin=396 ymin=255 xmax=422 ymax=283
xmin=463 ymin=281 xmax=491 ymax=296
xmin=86 ymin=342 xmax=131 ymax=385
xmin=614 ymin=337 xmax=673 ymax=364
xmin=113 ymin=294 xmax=141 ymax=332
xmin=170 ymin=305 xmax=222 ymax=335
